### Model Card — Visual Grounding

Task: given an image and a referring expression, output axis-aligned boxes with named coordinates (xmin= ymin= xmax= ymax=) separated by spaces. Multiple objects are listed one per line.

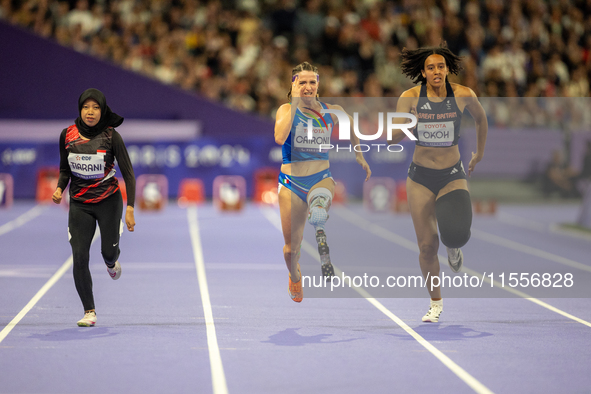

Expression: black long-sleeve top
xmin=57 ymin=125 xmax=136 ymax=206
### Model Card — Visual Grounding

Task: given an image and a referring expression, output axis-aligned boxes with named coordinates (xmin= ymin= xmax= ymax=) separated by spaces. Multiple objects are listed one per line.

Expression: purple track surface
xmin=1 ymin=201 xmax=590 ymax=394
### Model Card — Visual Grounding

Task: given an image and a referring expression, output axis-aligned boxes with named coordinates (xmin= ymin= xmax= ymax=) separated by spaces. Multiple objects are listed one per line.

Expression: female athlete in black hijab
xmin=53 ymin=88 xmax=136 ymax=327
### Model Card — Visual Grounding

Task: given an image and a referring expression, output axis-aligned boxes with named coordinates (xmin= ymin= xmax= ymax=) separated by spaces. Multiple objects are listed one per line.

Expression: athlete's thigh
xmin=437 ymin=179 xmax=468 ymax=199
xmin=96 ymin=195 xmax=123 ymax=248
xmin=68 ymin=203 xmax=97 ymax=249
xmin=278 ymin=186 xmax=308 ymax=246
xmin=308 ymin=178 xmax=335 ymax=197
xmin=406 ymin=177 xmax=438 ymax=244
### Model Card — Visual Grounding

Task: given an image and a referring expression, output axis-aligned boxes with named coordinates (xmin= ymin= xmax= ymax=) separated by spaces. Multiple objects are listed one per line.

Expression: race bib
xmin=417 ymin=122 xmax=455 ymax=147
xmin=68 ymin=152 xmax=105 ymax=179
xmin=293 ymin=120 xmax=332 ymax=152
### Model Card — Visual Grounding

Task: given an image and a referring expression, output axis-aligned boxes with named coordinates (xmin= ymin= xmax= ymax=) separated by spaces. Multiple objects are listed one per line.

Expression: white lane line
xmin=187 ymin=207 xmax=228 ymax=394
xmin=0 ymin=232 xmax=99 ymax=344
xmin=549 ymin=224 xmax=591 ymax=242
xmin=459 ymin=268 xmax=591 ymax=329
xmin=496 ymin=211 xmax=591 ymax=242
xmin=0 ymin=267 xmax=55 ymax=278
xmin=470 ymin=228 xmax=591 ymax=273
xmin=496 ymin=212 xmax=548 ymax=232
xmin=0 ymin=205 xmax=46 ymax=237
xmin=359 ymin=293 xmax=494 ymax=394
xmin=335 ymin=207 xmax=591 ymax=329
xmin=260 ymin=206 xmax=494 ymax=394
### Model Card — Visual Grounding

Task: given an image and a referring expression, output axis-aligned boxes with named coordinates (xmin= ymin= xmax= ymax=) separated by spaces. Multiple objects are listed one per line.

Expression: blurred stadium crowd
xmin=1 ymin=0 xmax=591 ymax=122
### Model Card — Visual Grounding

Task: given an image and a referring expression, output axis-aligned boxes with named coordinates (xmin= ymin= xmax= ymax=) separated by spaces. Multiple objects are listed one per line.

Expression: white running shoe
xmin=77 ymin=311 xmax=97 ymax=327
xmin=447 ymin=247 xmax=463 ymax=273
xmin=107 ymin=261 xmax=121 ymax=280
xmin=422 ymin=301 xmax=443 ymax=322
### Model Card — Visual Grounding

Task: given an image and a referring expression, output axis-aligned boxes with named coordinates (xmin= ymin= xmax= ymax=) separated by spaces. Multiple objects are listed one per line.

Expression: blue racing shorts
xmin=278 ymin=168 xmax=334 ymax=203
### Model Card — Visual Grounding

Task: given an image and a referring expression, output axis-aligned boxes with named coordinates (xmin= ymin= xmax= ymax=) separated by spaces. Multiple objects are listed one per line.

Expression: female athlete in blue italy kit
xmin=274 ymin=62 xmax=372 ymax=302
xmin=388 ymin=44 xmax=488 ymax=322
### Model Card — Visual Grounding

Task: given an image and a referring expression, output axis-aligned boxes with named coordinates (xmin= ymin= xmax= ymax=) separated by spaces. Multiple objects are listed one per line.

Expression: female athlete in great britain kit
xmin=389 ymin=43 xmax=488 ymax=322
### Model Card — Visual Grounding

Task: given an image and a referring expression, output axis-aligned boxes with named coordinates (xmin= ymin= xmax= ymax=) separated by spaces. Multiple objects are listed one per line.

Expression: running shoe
xmin=422 ymin=302 xmax=443 ymax=323
xmin=77 ymin=311 xmax=97 ymax=327
xmin=446 ymin=247 xmax=463 ymax=273
xmin=288 ymin=264 xmax=303 ymax=303
xmin=107 ymin=261 xmax=121 ymax=280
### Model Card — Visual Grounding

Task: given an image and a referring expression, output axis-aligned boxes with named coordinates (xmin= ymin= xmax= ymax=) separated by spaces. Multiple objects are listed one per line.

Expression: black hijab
xmin=75 ymin=88 xmax=124 ymax=139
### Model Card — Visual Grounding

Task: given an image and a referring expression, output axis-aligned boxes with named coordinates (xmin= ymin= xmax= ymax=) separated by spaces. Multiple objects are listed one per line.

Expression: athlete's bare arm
xmin=454 ymin=85 xmax=488 ymax=176
xmin=274 ymin=103 xmax=294 ymax=145
xmin=275 ymin=76 xmax=304 ymax=145
xmin=388 ymin=87 xmax=419 ymax=145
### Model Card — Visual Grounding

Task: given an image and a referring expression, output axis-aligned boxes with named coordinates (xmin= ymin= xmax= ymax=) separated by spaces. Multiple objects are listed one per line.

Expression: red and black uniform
xmin=57 ymin=122 xmax=135 ymax=312
xmin=57 ymin=124 xmax=135 ymax=204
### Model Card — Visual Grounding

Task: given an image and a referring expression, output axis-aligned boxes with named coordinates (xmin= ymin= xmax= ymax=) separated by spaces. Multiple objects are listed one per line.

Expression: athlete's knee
xmin=72 ymin=252 xmax=90 ymax=279
xmin=70 ymin=243 xmax=90 ymax=264
xmin=72 ymin=254 xmax=90 ymax=270
xmin=283 ymin=243 xmax=301 ymax=257
xmin=436 ymin=189 xmax=472 ymax=248
xmin=101 ymin=239 xmax=120 ymax=265
xmin=101 ymin=249 xmax=119 ymax=266
xmin=418 ymin=238 xmax=439 ymax=259
xmin=307 ymin=187 xmax=332 ymax=230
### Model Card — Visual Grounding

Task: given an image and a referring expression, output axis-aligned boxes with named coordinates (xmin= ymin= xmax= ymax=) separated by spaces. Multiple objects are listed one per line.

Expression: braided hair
xmin=287 ymin=62 xmax=319 ymax=101
xmin=400 ymin=42 xmax=463 ymax=85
